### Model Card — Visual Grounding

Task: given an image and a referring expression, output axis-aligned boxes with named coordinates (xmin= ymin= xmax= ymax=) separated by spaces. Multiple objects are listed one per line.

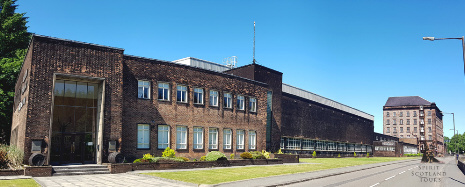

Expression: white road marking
xmin=399 ymin=171 xmax=406 ymax=174
xmin=385 ymin=175 xmax=396 ymax=180
xmin=369 ymin=183 xmax=380 ymax=187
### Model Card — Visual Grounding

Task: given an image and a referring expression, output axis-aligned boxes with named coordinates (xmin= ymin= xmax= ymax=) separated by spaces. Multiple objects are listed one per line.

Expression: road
xmin=283 ymin=156 xmax=465 ymax=187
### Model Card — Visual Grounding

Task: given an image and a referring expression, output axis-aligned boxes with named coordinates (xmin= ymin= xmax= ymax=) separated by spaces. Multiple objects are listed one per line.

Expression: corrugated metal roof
xmin=173 ymin=57 xmax=231 ymax=72
xmin=282 ymin=83 xmax=374 ymax=121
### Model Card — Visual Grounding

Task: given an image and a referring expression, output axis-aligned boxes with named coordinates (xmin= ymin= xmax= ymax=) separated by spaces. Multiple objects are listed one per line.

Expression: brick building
xmin=11 ymin=35 xmax=374 ymax=165
xmin=383 ymin=96 xmax=444 ymax=155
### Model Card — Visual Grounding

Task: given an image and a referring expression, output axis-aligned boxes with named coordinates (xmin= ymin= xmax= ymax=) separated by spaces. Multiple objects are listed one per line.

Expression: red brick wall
xmin=122 ymin=56 xmax=270 ymax=160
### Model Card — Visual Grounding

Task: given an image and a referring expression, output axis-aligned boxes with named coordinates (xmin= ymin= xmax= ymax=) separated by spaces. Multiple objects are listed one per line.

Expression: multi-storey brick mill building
xmin=383 ymin=96 xmax=444 ymax=155
xmin=11 ymin=35 xmax=374 ymax=165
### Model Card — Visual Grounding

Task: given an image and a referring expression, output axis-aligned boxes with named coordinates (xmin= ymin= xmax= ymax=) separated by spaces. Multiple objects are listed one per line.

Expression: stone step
xmin=53 ymin=171 xmax=111 ymax=176
xmin=52 ymin=165 xmax=110 ymax=176
xmin=53 ymin=167 xmax=109 ymax=172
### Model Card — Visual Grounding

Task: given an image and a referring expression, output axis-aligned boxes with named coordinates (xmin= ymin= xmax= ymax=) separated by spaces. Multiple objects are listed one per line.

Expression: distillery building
xmin=11 ymin=35 xmax=374 ymax=165
xmin=383 ymin=96 xmax=444 ymax=155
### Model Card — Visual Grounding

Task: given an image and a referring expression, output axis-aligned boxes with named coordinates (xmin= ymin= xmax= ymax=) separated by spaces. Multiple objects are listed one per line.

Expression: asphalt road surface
xmin=283 ymin=156 xmax=465 ymax=187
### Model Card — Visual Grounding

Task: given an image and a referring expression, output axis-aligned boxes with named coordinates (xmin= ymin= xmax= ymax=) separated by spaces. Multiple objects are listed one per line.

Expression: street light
xmin=442 ymin=112 xmax=456 ymax=139
xmin=423 ymin=36 xmax=465 ymax=75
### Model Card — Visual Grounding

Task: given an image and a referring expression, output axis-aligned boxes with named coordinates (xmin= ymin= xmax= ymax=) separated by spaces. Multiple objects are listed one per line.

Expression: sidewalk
xmin=200 ymin=158 xmax=420 ymax=187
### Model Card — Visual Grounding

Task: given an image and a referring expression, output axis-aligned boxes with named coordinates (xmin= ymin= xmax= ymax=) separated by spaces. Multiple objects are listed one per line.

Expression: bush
xmin=142 ymin=153 xmax=154 ymax=160
xmin=0 ymin=144 xmax=24 ymax=169
xmin=338 ymin=154 xmax=341 ymax=158
xmin=312 ymin=151 xmax=317 ymax=158
xmin=177 ymin=157 xmax=189 ymax=162
xmin=0 ymin=148 xmax=8 ymax=169
xmin=354 ymin=152 xmax=357 ymax=157
xmin=230 ymin=154 xmax=235 ymax=159
xmin=366 ymin=153 xmax=370 ymax=158
xmin=206 ymin=151 xmax=227 ymax=161
xmin=276 ymin=149 xmax=284 ymax=154
xmin=133 ymin=159 xmax=142 ymax=163
xmin=405 ymin=153 xmax=423 ymax=157
xmin=251 ymin=151 xmax=265 ymax=159
xmin=240 ymin=152 xmax=253 ymax=159
xmin=148 ymin=157 xmax=185 ymax=163
xmin=261 ymin=150 xmax=270 ymax=159
xmin=162 ymin=147 xmax=176 ymax=158
xmin=200 ymin=156 xmax=206 ymax=161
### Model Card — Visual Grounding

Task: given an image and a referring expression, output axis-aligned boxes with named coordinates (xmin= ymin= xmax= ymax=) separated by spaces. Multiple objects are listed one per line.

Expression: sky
xmin=16 ymin=0 xmax=465 ymax=138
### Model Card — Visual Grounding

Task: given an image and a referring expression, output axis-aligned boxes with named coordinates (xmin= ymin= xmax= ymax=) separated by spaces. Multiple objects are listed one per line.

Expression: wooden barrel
xmin=108 ymin=152 xmax=125 ymax=163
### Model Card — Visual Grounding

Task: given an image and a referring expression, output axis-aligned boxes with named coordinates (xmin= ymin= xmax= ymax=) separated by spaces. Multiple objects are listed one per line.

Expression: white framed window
xmin=316 ymin=141 xmax=325 ymax=150
xmin=138 ymin=80 xmax=150 ymax=99
xmin=209 ymin=128 xmax=218 ymax=149
xmin=176 ymin=126 xmax=187 ymax=149
xmin=428 ymin=119 xmax=431 ymax=124
xmin=209 ymin=90 xmax=218 ymax=106
xmin=400 ymin=112 xmax=403 ymax=117
xmin=248 ymin=130 xmax=256 ymax=150
xmin=400 ymin=119 xmax=403 ymax=125
xmin=400 ymin=127 xmax=403 ymax=133
xmin=386 ymin=127 xmax=390 ymax=133
xmin=224 ymin=92 xmax=232 ymax=108
xmin=386 ymin=119 xmax=390 ymax=125
xmin=158 ymin=82 xmax=170 ymax=101
xmin=407 ymin=127 xmax=410 ymax=133
xmin=414 ymin=127 xmax=417 ymax=133
xmin=137 ymin=124 xmax=150 ymax=149
xmin=413 ymin=111 xmax=417 ymax=117
xmin=302 ymin=139 xmax=314 ymax=150
xmin=407 ymin=135 xmax=411 ymax=138
xmin=280 ymin=137 xmax=285 ymax=149
xmin=407 ymin=111 xmax=410 ymax=117
xmin=386 ymin=112 xmax=390 ymax=117
xmin=393 ymin=119 xmax=396 ymax=125
xmin=287 ymin=138 xmax=301 ymax=150
xmin=327 ymin=142 xmax=336 ymax=150
xmin=393 ymin=112 xmax=396 ymax=117
xmin=193 ymin=127 xmax=203 ymax=149
xmin=223 ymin=129 xmax=232 ymax=149
xmin=428 ymin=111 xmax=431 ymax=116
xmin=177 ymin=85 xmax=187 ymax=103
xmin=428 ymin=127 xmax=432 ymax=133
xmin=407 ymin=119 xmax=410 ymax=125
xmin=249 ymin=97 xmax=257 ymax=112
xmin=237 ymin=95 xmax=245 ymax=110
xmin=414 ymin=119 xmax=417 ymax=125
xmin=194 ymin=88 xmax=204 ymax=104
xmin=158 ymin=125 xmax=169 ymax=149
xmin=237 ymin=130 xmax=245 ymax=149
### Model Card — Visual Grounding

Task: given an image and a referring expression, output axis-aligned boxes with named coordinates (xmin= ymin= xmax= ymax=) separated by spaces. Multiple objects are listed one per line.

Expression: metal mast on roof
xmin=253 ymin=21 xmax=256 ymax=64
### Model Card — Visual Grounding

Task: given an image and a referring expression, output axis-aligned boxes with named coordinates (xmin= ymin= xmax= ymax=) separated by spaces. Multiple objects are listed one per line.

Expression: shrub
xmin=193 ymin=159 xmax=197 ymax=161
xmin=353 ymin=152 xmax=357 ymax=158
xmin=240 ymin=152 xmax=253 ymax=159
xmin=6 ymin=145 xmax=23 ymax=169
xmin=162 ymin=147 xmax=175 ymax=158
xmin=206 ymin=151 xmax=227 ymax=161
xmin=366 ymin=153 xmax=370 ymax=158
xmin=133 ymin=159 xmax=142 ymax=163
xmin=149 ymin=157 xmax=185 ymax=163
xmin=0 ymin=148 xmax=8 ymax=169
xmin=142 ymin=153 xmax=154 ymax=160
xmin=312 ymin=151 xmax=317 ymax=158
xmin=276 ymin=149 xmax=284 ymax=154
xmin=261 ymin=150 xmax=270 ymax=159
xmin=251 ymin=151 xmax=265 ymax=159
xmin=230 ymin=154 xmax=235 ymax=159
xmin=177 ymin=157 xmax=189 ymax=162
xmin=200 ymin=156 xmax=206 ymax=161
xmin=338 ymin=154 xmax=341 ymax=158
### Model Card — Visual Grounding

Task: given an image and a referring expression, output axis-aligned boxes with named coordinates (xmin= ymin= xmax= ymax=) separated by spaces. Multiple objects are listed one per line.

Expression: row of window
xmin=280 ymin=138 xmax=372 ymax=152
xmin=137 ymin=124 xmax=257 ymax=150
xmin=385 ymin=111 xmax=432 ymax=117
xmin=138 ymin=81 xmax=257 ymax=112
xmin=386 ymin=126 xmax=433 ymax=134
xmin=385 ymin=118 xmax=432 ymax=125
xmin=393 ymin=134 xmax=433 ymax=140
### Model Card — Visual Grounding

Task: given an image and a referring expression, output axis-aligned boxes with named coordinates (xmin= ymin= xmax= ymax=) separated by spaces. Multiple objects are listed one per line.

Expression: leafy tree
xmin=446 ymin=133 xmax=465 ymax=154
xmin=0 ymin=0 xmax=29 ymax=144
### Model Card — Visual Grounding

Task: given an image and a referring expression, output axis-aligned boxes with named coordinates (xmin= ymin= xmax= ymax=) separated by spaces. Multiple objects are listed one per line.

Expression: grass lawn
xmin=0 ymin=179 xmax=39 ymax=187
xmin=144 ymin=157 xmax=416 ymax=185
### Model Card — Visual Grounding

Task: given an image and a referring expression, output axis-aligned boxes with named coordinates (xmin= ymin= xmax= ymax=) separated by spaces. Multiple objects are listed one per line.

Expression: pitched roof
xmin=384 ymin=96 xmax=431 ymax=107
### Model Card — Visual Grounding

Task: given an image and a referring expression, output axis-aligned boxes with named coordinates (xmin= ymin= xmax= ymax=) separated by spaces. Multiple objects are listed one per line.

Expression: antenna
xmin=223 ymin=56 xmax=237 ymax=68
xmin=253 ymin=21 xmax=256 ymax=64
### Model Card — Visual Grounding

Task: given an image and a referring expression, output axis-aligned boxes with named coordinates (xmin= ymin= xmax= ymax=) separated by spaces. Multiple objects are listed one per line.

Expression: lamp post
xmin=423 ymin=36 xmax=465 ymax=74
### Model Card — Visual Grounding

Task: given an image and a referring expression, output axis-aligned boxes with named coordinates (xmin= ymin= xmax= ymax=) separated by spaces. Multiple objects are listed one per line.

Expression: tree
xmin=0 ymin=0 xmax=29 ymax=144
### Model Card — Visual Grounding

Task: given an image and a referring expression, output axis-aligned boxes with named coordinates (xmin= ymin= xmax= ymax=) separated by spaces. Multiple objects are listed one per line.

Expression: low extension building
xmin=383 ymin=96 xmax=444 ymax=155
xmin=11 ymin=35 xmax=374 ymax=165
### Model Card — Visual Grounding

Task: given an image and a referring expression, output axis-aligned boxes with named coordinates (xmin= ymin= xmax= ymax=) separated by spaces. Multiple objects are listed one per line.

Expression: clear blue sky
xmin=17 ymin=0 xmax=465 ymax=138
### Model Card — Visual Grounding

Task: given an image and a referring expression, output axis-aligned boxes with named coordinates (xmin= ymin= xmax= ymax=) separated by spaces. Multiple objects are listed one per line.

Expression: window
xmin=193 ymin=127 xmax=203 ymax=149
xmin=428 ymin=119 xmax=431 ymax=124
xmin=400 ymin=112 xmax=403 ymax=117
xmin=237 ymin=130 xmax=245 ymax=149
xmin=158 ymin=125 xmax=169 ymax=149
xmin=407 ymin=135 xmax=411 ymax=138
xmin=386 ymin=112 xmax=390 ymax=117
xmin=393 ymin=127 xmax=397 ymax=133
xmin=249 ymin=131 xmax=256 ymax=149
xmin=193 ymin=88 xmax=204 ymax=104
xmin=407 ymin=111 xmax=410 ymax=117
xmin=327 ymin=142 xmax=336 ymax=150
xmin=224 ymin=92 xmax=232 ymax=108
xmin=400 ymin=127 xmax=403 ymax=133
xmin=428 ymin=127 xmax=432 ymax=133
xmin=387 ymin=127 xmax=390 ymax=133
xmin=414 ymin=119 xmax=417 ymax=125
xmin=414 ymin=127 xmax=418 ymax=133
xmin=287 ymin=138 xmax=301 ymax=150
xmin=386 ymin=119 xmax=390 ymax=125
xmin=280 ymin=138 xmax=285 ymax=149
xmin=138 ymin=80 xmax=150 ymax=99
xmin=223 ymin=129 xmax=232 ymax=149
xmin=421 ymin=119 xmax=424 ymax=124
xmin=400 ymin=135 xmax=404 ymax=138
xmin=393 ymin=112 xmax=396 ymax=117
xmin=428 ymin=135 xmax=432 ymax=140
xmin=428 ymin=111 xmax=431 ymax=116
xmin=407 ymin=119 xmax=410 ymax=125
xmin=177 ymin=85 xmax=187 ymax=103
xmin=407 ymin=127 xmax=410 ymax=133
xmin=249 ymin=97 xmax=257 ymax=112
xmin=209 ymin=128 xmax=218 ymax=149
xmin=158 ymin=82 xmax=169 ymax=101
xmin=176 ymin=126 xmax=187 ymax=149
xmin=237 ymin=95 xmax=245 ymax=110
xmin=400 ymin=119 xmax=403 ymax=125
xmin=137 ymin=124 xmax=150 ymax=149
xmin=413 ymin=111 xmax=417 ymax=117
xmin=393 ymin=119 xmax=397 ymax=125
xmin=316 ymin=141 xmax=325 ymax=150
xmin=209 ymin=90 xmax=218 ymax=106
xmin=302 ymin=139 xmax=314 ymax=150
